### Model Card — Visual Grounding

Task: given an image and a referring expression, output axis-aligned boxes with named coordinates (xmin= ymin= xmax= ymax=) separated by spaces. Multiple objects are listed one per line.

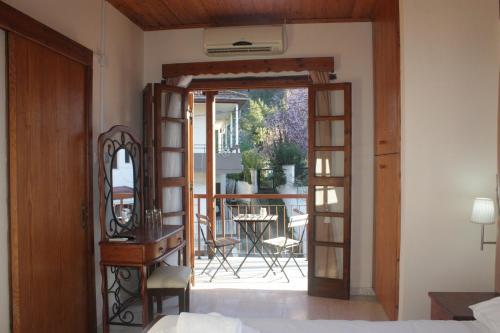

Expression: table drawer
xmin=100 ymin=243 xmax=144 ymax=265
xmin=145 ymin=237 xmax=169 ymax=261
xmin=167 ymin=231 xmax=183 ymax=249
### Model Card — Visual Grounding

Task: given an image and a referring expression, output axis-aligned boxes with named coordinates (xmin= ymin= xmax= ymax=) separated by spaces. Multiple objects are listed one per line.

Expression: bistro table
xmin=233 ymin=214 xmax=279 ymax=275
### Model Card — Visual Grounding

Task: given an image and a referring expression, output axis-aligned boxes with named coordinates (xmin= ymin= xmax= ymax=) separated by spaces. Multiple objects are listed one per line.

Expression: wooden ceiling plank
xmin=149 ymin=0 xmax=183 ymax=27
xmin=105 ymin=0 xmax=376 ymax=31
xmin=106 ymin=0 xmax=153 ymax=30
xmin=163 ymin=0 xmax=213 ymax=26
xmin=162 ymin=57 xmax=334 ymax=78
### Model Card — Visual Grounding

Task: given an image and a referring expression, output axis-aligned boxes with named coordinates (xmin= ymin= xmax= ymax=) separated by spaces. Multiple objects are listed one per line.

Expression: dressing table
xmin=98 ymin=126 xmax=186 ymax=332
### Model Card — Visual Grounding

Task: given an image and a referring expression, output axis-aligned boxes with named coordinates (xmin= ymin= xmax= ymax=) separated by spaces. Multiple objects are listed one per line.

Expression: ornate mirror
xmin=98 ymin=125 xmax=143 ymax=240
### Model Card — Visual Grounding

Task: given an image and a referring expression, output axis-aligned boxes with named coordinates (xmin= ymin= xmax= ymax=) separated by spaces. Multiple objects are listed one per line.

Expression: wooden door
xmin=8 ymin=33 xmax=94 ymax=332
xmin=154 ymin=84 xmax=190 ymax=266
xmin=307 ymin=83 xmax=351 ymax=299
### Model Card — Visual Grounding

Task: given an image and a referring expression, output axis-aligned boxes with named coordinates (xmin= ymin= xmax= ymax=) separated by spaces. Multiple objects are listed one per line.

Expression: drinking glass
xmin=154 ymin=209 xmax=162 ymax=228
xmin=260 ymin=207 xmax=267 ymax=217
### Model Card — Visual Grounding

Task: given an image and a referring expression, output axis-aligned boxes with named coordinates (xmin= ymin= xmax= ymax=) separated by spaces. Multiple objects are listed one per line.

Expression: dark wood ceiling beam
xmin=163 ymin=57 xmax=334 ymax=78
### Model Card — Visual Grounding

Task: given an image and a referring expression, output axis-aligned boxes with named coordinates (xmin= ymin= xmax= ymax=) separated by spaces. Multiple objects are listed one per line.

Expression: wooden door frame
xmin=0 ymin=1 xmax=95 ymax=332
xmin=175 ymin=58 xmax=344 ymax=293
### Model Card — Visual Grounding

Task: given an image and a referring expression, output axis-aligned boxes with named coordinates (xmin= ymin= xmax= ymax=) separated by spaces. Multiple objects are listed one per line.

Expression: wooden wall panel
xmin=372 ymin=0 xmax=401 ymax=321
xmin=374 ymin=154 xmax=400 ymax=320
xmin=373 ymin=0 xmax=401 ymax=155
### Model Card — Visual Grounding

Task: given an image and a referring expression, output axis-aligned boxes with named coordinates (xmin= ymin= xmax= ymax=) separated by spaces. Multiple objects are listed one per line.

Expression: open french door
xmin=143 ymin=84 xmax=193 ymax=268
xmin=307 ymin=83 xmax=352 ymax=299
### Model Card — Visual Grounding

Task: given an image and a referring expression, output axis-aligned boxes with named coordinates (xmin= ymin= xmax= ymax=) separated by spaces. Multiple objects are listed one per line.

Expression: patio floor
xmin=193 ymin=256 xmax=308 ymax=291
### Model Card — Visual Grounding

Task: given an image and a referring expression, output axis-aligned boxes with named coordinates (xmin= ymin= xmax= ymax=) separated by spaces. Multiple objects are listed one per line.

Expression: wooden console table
xmin=100 ymin=225 xmax=185 ymax=332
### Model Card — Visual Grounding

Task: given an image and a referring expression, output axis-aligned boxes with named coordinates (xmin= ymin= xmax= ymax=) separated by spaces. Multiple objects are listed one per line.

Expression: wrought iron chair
xmin=196 ymin=213 xmax=240 ymax=282
xmin=263 ymin=213 xmax=308 ymax=282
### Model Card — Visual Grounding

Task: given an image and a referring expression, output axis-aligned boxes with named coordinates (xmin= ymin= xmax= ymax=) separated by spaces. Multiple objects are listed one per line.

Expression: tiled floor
xmin=106 ymin=257 xmax=387 ymax=333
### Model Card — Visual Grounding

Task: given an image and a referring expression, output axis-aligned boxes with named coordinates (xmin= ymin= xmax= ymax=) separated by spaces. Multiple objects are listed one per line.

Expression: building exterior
xmin=193 ymin=91 xmax=248 ymax=212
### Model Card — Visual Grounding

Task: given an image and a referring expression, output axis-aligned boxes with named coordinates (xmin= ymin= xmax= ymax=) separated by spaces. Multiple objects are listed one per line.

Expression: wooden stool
xmin=147 ymin=265 xmax=191 ymax=321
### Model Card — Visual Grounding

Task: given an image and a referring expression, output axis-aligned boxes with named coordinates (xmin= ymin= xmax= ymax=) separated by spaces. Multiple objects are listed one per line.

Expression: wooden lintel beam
xmin=163 ymin=57 xmax=334 ymax=78
xmin=188 ymin=74 xmax=337 ymax=91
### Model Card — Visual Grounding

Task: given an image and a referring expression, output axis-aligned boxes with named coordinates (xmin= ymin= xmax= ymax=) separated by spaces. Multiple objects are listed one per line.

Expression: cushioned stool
xmin=147 ymin=265 xmax=191 ymax=321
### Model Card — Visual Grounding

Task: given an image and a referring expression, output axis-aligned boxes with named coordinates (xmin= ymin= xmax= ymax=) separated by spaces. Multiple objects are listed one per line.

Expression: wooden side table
xmin=428 ymin=292 xmax=498 ymax=320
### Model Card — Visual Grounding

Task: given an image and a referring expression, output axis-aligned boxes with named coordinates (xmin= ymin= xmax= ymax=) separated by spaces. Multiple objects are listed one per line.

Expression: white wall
xmin=0 ymin=29 xmax=9 ymax=333
xmin=1 ymin=0 xmax=144 ymax=329
xmin=144 ymin=23 xmax=375 ymax=293
xmin=399 ymin=0 xmax=500 ymax=319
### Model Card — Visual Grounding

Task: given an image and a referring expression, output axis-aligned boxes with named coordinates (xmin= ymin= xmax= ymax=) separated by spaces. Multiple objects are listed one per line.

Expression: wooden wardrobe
xmin=372 ymin=0 xmax=402 ymax=321
xmin=1 ymin=2 xmax=96 ymax=332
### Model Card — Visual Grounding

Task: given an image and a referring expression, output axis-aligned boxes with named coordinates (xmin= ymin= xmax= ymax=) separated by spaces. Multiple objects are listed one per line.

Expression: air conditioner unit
xmin=203 ymin=25 xmax=285 ymax=57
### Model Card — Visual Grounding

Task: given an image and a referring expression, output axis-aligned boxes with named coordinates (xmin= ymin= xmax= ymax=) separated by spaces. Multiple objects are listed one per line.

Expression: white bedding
xmin=148 ymin=315 xmax=490 ymax=333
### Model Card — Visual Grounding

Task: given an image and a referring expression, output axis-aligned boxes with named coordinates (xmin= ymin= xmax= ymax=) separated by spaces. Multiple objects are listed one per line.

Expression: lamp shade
xmin=470 ymin=198 xmax=495 ymax=224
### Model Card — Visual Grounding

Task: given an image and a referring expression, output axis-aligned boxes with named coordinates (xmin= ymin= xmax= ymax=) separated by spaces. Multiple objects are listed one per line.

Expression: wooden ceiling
xmin=106 ymin=0 xmax=377 ymax=31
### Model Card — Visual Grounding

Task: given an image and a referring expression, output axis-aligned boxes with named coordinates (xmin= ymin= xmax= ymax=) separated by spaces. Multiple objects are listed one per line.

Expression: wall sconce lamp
xmin=470 ymin=197 xmax=497 ymax=251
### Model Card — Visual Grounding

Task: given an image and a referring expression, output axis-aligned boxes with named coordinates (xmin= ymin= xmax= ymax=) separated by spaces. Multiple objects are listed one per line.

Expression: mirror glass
xmin=111 ymin=148 xmax=135 ymax=224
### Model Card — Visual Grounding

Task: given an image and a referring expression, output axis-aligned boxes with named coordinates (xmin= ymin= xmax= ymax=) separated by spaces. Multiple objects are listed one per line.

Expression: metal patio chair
xmin=196 ymin=214 xmax=240 ymax=282
xmin=263 ymin=213 xmax=308 ymax=282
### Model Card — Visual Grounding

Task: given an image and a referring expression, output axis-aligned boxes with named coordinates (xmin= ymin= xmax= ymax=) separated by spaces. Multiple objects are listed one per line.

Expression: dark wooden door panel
xmin=9 ymin=32 xmax=93 ymax=333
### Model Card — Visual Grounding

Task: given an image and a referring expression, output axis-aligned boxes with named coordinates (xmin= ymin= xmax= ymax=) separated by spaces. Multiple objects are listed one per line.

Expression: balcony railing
xmin=193 ymin=193 xmax=308 ymax=258
xmin=193 ymin=143 xmax=240 ymax=155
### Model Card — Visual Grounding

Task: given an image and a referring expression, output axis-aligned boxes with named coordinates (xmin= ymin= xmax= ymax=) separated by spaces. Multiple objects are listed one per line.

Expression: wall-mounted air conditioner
xmin=203 ymin=25 xmax=285 ymax=57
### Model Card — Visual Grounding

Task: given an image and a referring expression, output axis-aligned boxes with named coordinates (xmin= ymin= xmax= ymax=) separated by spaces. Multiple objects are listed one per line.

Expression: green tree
xmin=248 ymin=89 xmax=284 ymax=109
xmin=268 ymin=141 xmax=306 ymax=186
xmin=239 ymin=99 xmax=275 ymax=152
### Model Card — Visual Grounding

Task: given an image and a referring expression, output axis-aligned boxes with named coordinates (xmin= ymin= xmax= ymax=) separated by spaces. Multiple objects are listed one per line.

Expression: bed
xmin=144 ymin=314 xmax=491 ymax=333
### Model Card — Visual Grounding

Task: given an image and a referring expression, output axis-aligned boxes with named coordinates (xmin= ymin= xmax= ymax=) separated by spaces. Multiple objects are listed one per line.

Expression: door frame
xmin=181 ymin=72 xmax=352 ymax=297
xmin=185 ymin=80 xmax=351 ymax=299
xmin=1 ymin=2 xmax=95 ymax=331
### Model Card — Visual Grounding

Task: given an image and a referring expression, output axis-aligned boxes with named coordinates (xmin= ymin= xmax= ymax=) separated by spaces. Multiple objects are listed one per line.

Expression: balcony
xmin=193 ymin=144 xmax=242 ymax=174
xmin=193 ymin=193 xmax=308 ymax=289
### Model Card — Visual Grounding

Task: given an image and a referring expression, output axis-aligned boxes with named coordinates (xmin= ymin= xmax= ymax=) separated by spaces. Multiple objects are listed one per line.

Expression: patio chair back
xmin=196 ymin=213 xmax=215 ymax=244
xmin=288 ymin=214 xmax=308 ymax=244
xmin=288 ymin=214 xmax=308 ymax=228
